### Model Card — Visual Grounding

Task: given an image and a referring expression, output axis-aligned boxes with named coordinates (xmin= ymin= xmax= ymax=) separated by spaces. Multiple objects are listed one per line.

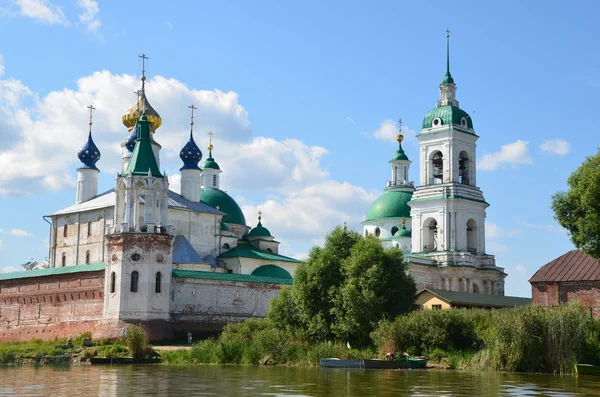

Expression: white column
xmin=75 ymin=168 xmax=99 ymax=204
xmin=144 ymin=188 xmax=156 ymax=229
xmin=160 ymin=191 xmax=168 ymax=227
xmin=124 ymin=187 xmax=134 ymax=231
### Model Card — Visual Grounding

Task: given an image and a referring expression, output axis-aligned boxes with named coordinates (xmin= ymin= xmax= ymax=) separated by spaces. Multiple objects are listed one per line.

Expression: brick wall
xmin=531 ymin=280 xmax=600 ymax=319
xmin=0 ymin=271 xmax=105 ymax=342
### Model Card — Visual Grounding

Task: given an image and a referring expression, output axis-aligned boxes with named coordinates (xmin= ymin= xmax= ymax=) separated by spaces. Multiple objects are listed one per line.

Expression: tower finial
xmin=396 ymin=118 xmax=404 ymax=144
xmin=343 ymin=221 xmax=347 ymax=232
xmin=442 ymin=29 xmax=454 ymax=84
xmin=138 ymin=53 xmax=149 ymax=88
xmin=258 ymin=210 xmax=262 ymax=222
xmin=87 ymin=104 xmax=96 ymax=133
xmin=188 ymin=104 xmax=197 ymax=135
xmin=208 ymin=130 xmax=214 ymax=152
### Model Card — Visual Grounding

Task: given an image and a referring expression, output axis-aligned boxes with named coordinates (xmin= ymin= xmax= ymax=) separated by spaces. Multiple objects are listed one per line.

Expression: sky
xmin=1 ymin=0 xmax=599 ymax=297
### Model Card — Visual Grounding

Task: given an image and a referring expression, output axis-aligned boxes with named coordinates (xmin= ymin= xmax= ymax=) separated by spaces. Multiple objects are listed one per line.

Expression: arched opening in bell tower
xmin=422 ymin=218 xmax=438 ymax=252
xmin=430 ymin=151 xmax=444 ymax=184
xmin=466 ymin=219 xmax=477 ymax=253
xmin=459 ymin=151 xmax=470 ymax=185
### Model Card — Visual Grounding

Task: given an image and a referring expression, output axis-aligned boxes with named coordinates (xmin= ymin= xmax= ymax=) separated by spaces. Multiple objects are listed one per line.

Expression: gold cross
xmin=258 ymin=210 xmax=262 ymax=221
xmin=189 ymin=104 xmax=197 ymax=126
xmin=398 ymin=118 xmax=403 ymax=132
xmin=138 ymin=54 xmax=149 ymax=77
xmin=446 ymin=28 xmax=450 ymax=39
xmin=87 ymin=104 xmax=96 ymax=131
xmin=208 ymin=131 xmax=214 ymax=144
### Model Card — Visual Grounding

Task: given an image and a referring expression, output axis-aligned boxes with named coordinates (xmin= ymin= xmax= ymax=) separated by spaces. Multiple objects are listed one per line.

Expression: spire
xmin=391 ymin=118 xmax=409 ymax=161
xmin=122 ymin=113 xmax=162 ymax=178
xmin=442 ymin=29 xmax=454 ymax=85
xmin=122 ymin=54 xmax=162 ymax=132
xmin=257 ymin=211 xmax=262 ymax=226
xmin=343 ymin=221 xmax=348 ymax=232
xmin=78 ymin=105 xmax=101 ymax=170
xmin=179 ymin=104 xmax=203 ymax=170
xmin=139 ymin=53 xmax=148 ymax=90
xmin=201 ymin=130 xmax=221 ymax=170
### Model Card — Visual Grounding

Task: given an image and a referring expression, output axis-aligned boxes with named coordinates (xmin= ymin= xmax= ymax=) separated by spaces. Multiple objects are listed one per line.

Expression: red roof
xmin=529 ymin=250 xmax=600 ymax=283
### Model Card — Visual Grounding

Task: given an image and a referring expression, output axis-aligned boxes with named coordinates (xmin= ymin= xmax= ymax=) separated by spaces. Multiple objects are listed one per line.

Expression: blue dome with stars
xmin=123 ymin=120 xmax=139 ymax=152
xmin=77 ymin=131 xmax=101 ymax=170
xmin=180 ymin=132 xmax=203 ymax=170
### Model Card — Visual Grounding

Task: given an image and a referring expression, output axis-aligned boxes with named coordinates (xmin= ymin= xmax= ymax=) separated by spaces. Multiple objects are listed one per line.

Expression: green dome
xmin=391 ymin=141 xmax=409 ymax=161
xmin=201 ymin=156 xmax=220 ymax=170
xmin=394 ymin=226 xmax=412 ymax=238
xmin=221 ymin=222 xmax=229 ymax=231
xmin=200 ymin=188 xmax=246 ymax=225
xmin=248 ymin=221 xmax=272 ymax=238
xmin=422 ymin=105 xmax=473 ymax=130
xmin=251 ymin=265 xmax=292 ymax=279
xmin=365 ymin=190 xmax=413 ymax=221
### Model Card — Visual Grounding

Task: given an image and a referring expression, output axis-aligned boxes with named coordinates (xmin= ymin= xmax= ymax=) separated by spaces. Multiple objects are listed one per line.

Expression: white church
xmin=362 ymin=37 xmax=506 ymax=296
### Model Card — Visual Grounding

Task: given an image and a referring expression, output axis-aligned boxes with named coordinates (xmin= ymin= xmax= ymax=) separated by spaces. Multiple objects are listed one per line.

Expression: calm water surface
xmin=1 ymin=366 xmax=599 ymax=396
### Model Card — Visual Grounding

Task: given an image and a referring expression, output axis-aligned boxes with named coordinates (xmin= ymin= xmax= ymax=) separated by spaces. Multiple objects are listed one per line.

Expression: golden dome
xmin=122 ymin=89 xmax=162 ymax=132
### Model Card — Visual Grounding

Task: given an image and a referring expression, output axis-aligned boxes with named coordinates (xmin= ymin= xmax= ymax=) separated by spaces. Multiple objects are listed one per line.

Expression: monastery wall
xmin=170 ymin=277 xmax=282 ymax=332
xmin=0 ymin=270 xmax=105 ymax=342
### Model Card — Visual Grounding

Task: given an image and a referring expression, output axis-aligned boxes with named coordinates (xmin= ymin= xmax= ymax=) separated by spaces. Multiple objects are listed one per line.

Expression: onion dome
xmin=78 ymin=131 xmax=101 ymax=170
xmin=248 ymin=213 xmax=272 ymax=238
xmin=365 ymin=190 xmax=413 ymax=221
xmin=422 ymin=106 xmax=473 ymax=130
xmin=200 ymin=187 xmax=246 ymax=225
xmin=202 ymin=151 xmax=220 ymax=170
xmin=122 ymin=85 xmax=162 ymax=132
xmin=180 ymin=133 xmax=202 ymax=170
xmin=391 ymin=133 xmax=409 ymax=161
xmin=123 ymin=120 xmax=139 ymax=152
xmin=394 ymin=224 xmax=412 ymax=238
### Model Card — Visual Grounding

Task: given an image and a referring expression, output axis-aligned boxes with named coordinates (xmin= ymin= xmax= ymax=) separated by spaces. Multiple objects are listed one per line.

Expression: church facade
xmin=362 ymin=38 xmax=507 ymax=295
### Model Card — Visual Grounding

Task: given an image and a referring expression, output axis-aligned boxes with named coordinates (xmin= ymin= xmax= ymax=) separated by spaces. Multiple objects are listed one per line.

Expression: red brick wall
xmin=531 ymin=281 xmax=600 ymax=319
xmin=0 ymin=271 xmax=105 ymax=342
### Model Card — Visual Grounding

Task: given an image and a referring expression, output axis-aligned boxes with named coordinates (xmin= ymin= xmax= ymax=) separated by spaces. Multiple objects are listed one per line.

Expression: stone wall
xmin=531 ymin=281 xmax=600 ymax=319
xmin=0 ymin=270 xmax=105 ymax=342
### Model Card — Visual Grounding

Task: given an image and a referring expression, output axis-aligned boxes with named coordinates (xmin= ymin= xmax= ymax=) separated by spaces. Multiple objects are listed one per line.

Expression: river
xmin=1 ymin=366 xmax=599 ymax=396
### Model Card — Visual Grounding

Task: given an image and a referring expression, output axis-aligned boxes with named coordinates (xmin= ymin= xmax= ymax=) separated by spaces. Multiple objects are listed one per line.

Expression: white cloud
xmin=515 ymin=264 xmax=526 ymax=273
xmin=346 ymin=116 xmax=356 ymax=125
xmin=515 ymin=217 xmax=556 ymax=233
xmin=540 ymin=139 xmax=569 ymax=156
xmin=487 ymin=241 xmax=509 ymax=253
xmin=486 ymin=222 xmax=504 ymax=239
xmin=77 ymin=0 xmax=100 ymax=32
xmin=9 ymin=228 xmax=33 ymax=237
xmin=15 ymin=0 xmax=67 ymax=25
xmin=478 ymin=140 xmax=533 ymax=171
xmin=2 ymin=265 xmax=19 ymax=273
xmin=372 ymin=119 xmax=416 ymax=142
xmin=0 ymin=54 xmax=4 ymax=76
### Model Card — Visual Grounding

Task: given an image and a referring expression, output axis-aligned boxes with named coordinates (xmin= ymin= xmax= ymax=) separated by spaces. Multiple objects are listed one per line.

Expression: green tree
xmin=332 ymin=237 xmax=416 ymax=347
xmin=552 ymin=149 xmax=600 ymax=258
xmin=266 ymin=287 xmax=301 ymax=332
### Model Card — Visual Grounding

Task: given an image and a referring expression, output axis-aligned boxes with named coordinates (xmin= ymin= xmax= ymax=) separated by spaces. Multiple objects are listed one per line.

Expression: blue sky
xmin=1 ymin=0 xmax=599 ymax=297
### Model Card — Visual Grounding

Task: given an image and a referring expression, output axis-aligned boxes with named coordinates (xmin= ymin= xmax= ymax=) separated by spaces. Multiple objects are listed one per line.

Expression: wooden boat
xmin=576 ymin=364 xmax=600 ymax=376
xmin=320 ymin=357 xmax=428 ymax=369
xmin=90 ymin=357 xmax=161 ymax=365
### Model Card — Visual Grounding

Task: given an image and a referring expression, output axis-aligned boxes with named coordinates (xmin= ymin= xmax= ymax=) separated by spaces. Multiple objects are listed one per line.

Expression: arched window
xmin=155 ymin=272 xmax=162 ymax=293
xmin=467 ymin=219 xmax=477 ymax=254
xmin=473 ymin=283 xmax=480 ymax=294
xmin=61 ymin=252 xmax=66 ymax=267
xmin=85 ymin=250 xmax=90 ymax=264
xmin=391 ymin=226 xmax=399 ymax=236
xmin=222 ymin=243 xmax=230 ymax=250
xmin=365 ymin=230 xmax=369 ymax=237
xmin=110 ymin=272 xmax=116 ymax=293
xmin=393 ymin=165 xmax=397 ymax=185
xmin=130 ymin=271 xmax=139 ymax=293
xmin=63 ymin=225 xmax=68 ymax=238
xmin=431 ymin=151 xmax=444 ymax=184
xmin=266 ymin=248 xmax=273 ymax=253
xmin=374 ymin=227 xmax=381 ymax=238
xmin=459 ymin=151 xmax=470 ymax=185
xmin=212 ymin=175 xmax=217 ymax=187
xmin=422 ymin=218 xmax=438 ymax=252
xmin=87 ymin=221 xmax=92 ymax=237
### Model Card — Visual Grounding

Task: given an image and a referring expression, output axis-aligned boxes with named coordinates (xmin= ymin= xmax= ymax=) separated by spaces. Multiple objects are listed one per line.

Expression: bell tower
xmin=407 ymin=31 xmax=506 ymax=295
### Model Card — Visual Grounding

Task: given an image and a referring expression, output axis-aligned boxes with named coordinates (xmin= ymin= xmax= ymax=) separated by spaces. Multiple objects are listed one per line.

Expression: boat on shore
xmin=575 ymin=364 xmax=600 ymax=376
xmin=320 ymin=357 xmax=428 ymax=369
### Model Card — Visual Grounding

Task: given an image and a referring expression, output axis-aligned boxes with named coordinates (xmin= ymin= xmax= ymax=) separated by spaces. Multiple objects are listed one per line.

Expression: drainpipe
xmin=43 ymin=216 xmax=54 ymax=267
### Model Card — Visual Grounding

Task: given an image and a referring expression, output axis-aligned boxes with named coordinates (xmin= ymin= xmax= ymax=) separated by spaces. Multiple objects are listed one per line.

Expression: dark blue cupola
xmin=78 ymin=128 xmax=101 ymax=170
xmin=123 ymin=120 xmax=139 ymax=152
xmin=180 ymin=104 xmax=203 ymax=170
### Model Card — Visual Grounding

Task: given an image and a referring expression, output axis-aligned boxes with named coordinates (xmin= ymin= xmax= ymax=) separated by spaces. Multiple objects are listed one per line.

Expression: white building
xmin=363 ymin=37 xmax=506 ymax=295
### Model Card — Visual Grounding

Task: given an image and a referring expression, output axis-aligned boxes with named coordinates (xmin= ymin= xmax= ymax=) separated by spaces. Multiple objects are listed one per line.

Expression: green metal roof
xmin=417 ymin=288 xmax=531 ymax=308
xmin=201 ymin=151 xmax=221 ymax=170
xmin=365 ymin=190 xmax=413 ymax=221
xmin=251 ymin=265 xmax=292 ymax=279
xmin=0 ymin=263 xmax=105 ymax=281
xmin=172 ymin=269 xmax=293 ymax=285
xmin=200 ymin=187 xmax=246 ymax=225
xmin=217 ymin=241 xmax=300 ymax=263
xmin=121 ymin=114 xmax=163 ymax=178
xmin=422 ymin=106 xmax=473 ymax=130
xmin=394 ymin=226 xmax=412 ymax=238
xmin=248 ymin=221 xmax=272 ymax=238
xmin=221 ymin=221 xmax=230 ymax=231
xmin=391 ymin=141 xmax=409 ymax=161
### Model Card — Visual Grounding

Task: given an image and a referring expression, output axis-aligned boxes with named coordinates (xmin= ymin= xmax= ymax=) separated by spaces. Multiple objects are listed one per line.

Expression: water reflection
xmin=0 ymin=365 xmax=599 ymax=396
